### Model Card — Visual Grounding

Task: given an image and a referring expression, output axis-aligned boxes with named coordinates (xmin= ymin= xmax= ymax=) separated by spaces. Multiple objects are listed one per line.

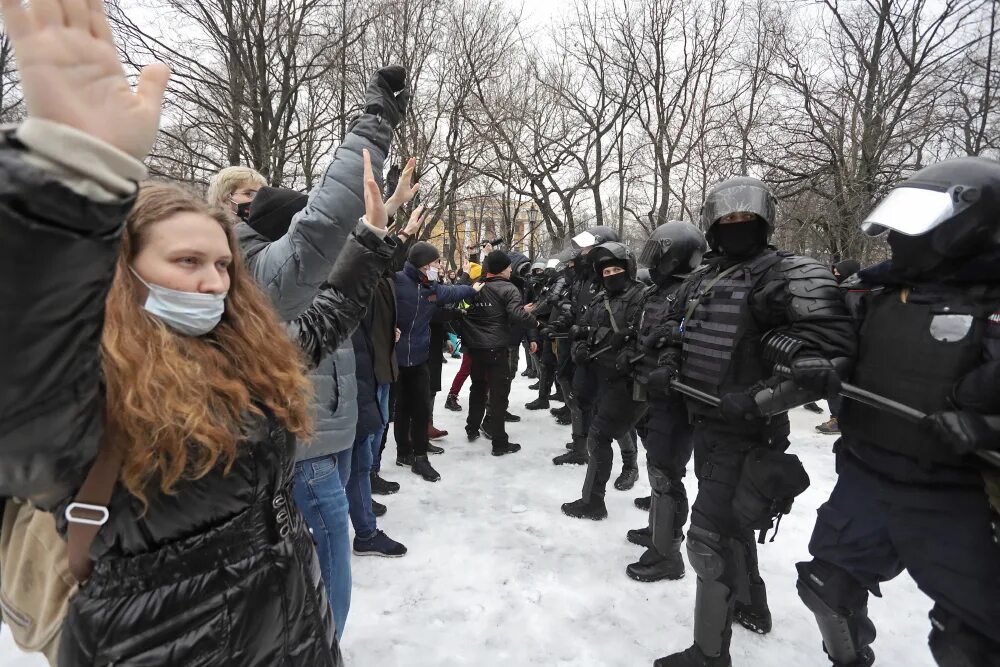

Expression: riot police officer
xmin=525 ymin=258 xmax=560 ymax=410
xmin=626 ymin=220 xmax=707 ymax=582
xmin=551 ymin=226 xmax=640 ymax=481
xmin=561 ymin=241 xmax=649 ymax=519
xmin=656 ymin=177 xmax=856 ymax=666
xmin=792 ymin=157 xmax=1000 ymax=667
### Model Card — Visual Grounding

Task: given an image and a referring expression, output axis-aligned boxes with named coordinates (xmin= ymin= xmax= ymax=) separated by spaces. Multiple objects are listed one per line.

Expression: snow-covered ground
xmin=1 ymin=354 xmax=937 ymax=667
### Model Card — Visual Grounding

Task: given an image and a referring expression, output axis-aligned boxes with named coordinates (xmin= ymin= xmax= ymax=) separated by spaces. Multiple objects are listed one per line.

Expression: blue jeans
xmin=370 ymin=383 xmax=391 ymax=473
xmin=292 ymin=449 xmax=352 ymax=640
xmin=346 ymin=430 xmax=377 ymax=539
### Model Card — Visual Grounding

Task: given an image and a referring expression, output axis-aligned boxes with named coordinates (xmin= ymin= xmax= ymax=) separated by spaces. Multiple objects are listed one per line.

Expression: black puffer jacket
xmin=0 ymin=148 xmax=341 ymax=665
xmin=462 ymin=277 xmax=537 ymax=349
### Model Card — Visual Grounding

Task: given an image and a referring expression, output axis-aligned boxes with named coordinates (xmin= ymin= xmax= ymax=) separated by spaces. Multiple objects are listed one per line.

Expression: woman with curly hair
xmin=0 ymin=0 xmax=351 ymax=663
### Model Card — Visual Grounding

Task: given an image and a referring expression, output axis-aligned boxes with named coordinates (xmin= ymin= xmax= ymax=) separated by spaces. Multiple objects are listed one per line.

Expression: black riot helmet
xmin=530 ymin=259 xmax=547 ymax=276
xmin=701 ymin=177 xmax=777 ymax=253
xmin=589 ymin=241 xmax=637 ymax=279
xmin=862 ymin=157 xmax=1000 ymax=272
xmin=638 ymin=220 xmax=708 ymax=279
xmin=571 ymin=225 xmax=620 ymax=251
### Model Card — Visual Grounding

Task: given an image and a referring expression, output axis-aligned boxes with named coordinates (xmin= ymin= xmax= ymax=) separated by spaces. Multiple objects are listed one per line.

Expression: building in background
xmin=423 ymin=197 xmax=541 ymax=268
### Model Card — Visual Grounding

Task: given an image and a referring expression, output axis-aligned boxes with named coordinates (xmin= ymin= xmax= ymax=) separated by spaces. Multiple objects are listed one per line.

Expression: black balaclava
xmin=887 ymin=231 xmax=943 ymax=278
xmin=714 ymin=219 xmax=766 ymax=259
xmin=603 ymin=261 xmax=630 ymax=294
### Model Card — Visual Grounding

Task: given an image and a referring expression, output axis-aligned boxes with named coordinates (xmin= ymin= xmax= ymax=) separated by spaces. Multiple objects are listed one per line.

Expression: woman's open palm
xmin=2 ymin=0 xmax=169 ymax=159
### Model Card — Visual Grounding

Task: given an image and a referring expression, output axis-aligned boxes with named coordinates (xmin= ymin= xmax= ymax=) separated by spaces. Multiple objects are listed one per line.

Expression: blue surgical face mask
xmin=131 ymin=268 xmax=227 ymax=336
xmin=426 ymin=267 xmax=439 ymax=282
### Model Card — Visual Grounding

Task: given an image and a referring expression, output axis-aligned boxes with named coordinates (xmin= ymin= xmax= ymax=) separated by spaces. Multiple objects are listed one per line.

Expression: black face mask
xmin=888 ymin=231 xmax=942 ymax=277
xmin=234 ymin=200 xmax=252 ymax=222
xmin=714 ymin=221 xmax=765 ymax=258
xmin=604 ymin=272 xmax=630 ymax=294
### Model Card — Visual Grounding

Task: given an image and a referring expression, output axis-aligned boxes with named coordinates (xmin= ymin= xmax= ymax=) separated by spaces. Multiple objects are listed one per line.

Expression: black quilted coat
xmin=0 ymin=146 xmax=342 ymax=666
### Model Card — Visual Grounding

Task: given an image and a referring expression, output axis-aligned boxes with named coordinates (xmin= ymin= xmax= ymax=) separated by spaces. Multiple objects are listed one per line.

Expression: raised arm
xmin=239 ymin=66 xmax=411 ymax=321
xmin=0 ymin=0 xmax=167 ymax=507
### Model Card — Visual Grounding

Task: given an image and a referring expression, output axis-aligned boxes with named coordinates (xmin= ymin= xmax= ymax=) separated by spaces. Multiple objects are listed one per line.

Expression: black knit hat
xmin=408 ymin=241 xmax=440 ymax=267
xmin=246 ymin=186 xmax=308 ymax=242
xmin=833 ymin=259 xmax=861 ymax=282
xmin=485 ymin=250 xmax=512 ymax=275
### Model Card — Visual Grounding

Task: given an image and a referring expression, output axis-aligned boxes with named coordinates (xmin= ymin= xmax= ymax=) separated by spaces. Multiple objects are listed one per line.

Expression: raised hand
xmin=386 ymin=157 xmax=419 ymax=216
xmin=402 ymin=203 xmax=428 ymax=238
xmin=2 ymin=0 xmax=170 ymax=159
xmin=362 ymin=149 xmax=388 ymax=230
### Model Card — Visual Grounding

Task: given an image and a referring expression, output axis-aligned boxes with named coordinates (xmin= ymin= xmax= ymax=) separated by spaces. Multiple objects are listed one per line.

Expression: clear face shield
xmin=571 ymin=231 xmax=598 ymax=251
xmin=861 ymin=186 xmax=970 ymax=237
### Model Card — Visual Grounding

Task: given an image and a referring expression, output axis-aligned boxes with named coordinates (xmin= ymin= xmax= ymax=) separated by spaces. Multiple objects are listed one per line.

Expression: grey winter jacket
xmin=237 ymin=111 xmax=394 ymax=463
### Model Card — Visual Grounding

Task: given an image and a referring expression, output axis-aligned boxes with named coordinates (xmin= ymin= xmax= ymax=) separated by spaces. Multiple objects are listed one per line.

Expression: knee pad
xmin=929 ymin=606 xmax=1000 ymax=667
xmin=686 ymin=527 xmax=726 ymax=583
xmin=796 ymin=560 xmax=875 ymax=664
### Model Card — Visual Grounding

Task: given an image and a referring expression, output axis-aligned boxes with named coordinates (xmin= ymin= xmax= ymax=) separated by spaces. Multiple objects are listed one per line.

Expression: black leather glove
xmin=365 ymin=65 xmax=409 ymax=128
xmin=924 ymin=410 xmax=995 ymax=456
xmin=610 ymin=330 xmax=632 ymax=348
xmin=614 ymin=349 xmax=635 ymax=373
xmin=571 ymin=342 xmax=590 ymax=365
xmin=719 ymin=392 xmax=764 ymax=424
xmin=790 ymin=356 xmax=842 ymax=397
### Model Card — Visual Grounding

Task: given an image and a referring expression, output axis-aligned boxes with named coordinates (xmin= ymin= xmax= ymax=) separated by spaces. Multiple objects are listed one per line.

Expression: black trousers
xmin=466 ymin=347 xmax=512 ymax=445
xmin=394 ymin=363 xmax=431 ymax=458
xmin=575 ymin=368 xmax=647 ymax=499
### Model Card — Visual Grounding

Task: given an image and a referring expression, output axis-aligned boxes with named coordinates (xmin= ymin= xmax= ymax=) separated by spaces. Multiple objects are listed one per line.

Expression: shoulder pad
xmin=778 ymin=256 xmax=847 ymax=318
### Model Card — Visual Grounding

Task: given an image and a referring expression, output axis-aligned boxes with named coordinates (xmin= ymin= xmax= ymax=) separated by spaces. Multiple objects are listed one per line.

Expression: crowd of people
xmin=0 ymin=2 xmax=998 ymax=666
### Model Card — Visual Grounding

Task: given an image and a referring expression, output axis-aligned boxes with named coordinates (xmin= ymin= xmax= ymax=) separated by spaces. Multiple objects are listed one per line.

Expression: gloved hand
xmin=571 ymin=342 xmax=590 ymax=365
xmin=646 ymin=365 xmax=676 ymax=392
xmin=719 ymin=392 xmax=763 ymax=424
xmin=924 ymin=410 xmax=995 ymax=456
xmin=364 ymin=65 xmax=409 ymax=128
xmin=790 ymin=356 xmax=842 ymax=397
xmin=614 ymin=349 xmax=636 ymax=373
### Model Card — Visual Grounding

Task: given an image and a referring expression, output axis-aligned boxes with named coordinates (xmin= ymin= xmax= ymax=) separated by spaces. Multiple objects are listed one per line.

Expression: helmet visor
xmin=861 ymin=186 xmax=955 ymax=237
xmin=638 ymin=238 xmax=668 ymax=269
xmin=702 ymin=186 xmax=775 ymax=229
xmin=571 ymin=231 xmax=598 ymax=249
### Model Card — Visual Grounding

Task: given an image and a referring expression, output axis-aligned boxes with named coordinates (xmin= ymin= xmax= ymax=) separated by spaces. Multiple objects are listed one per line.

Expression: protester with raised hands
xmin=0 ymin=0 xmax=342 ymax=663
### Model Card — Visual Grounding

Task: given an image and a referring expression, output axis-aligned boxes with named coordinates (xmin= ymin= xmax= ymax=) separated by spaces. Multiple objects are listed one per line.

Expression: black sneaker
xmin=553 ymin=450 xmax=587 ymax=465
xmin=353 ymin=530 xmax=407 ymax=558
xmin=626 ymin=526 xmax=653 ymax=548
xmin=370 ymin=473 xmax=400 ymax=496
xmin=492 ymin=441 xmax=522 ymax=456
xmin=371 ymin=499 xmax=387 ymax=517
xmin=550 ymin=405 xmax=570 ymax=419
xmin=411 ymin=455 xmax=441 ymax=482
xmin=614 ymin=467 xmax=639 ymax=491
xmin=654 ymin=643 xmax=731 ymax=667
xmin=445 ymin=394 xmax=463 ymax=412
xmin=480 ymin=422 xmax=494 ymax=440
xmin=634 ymin=496 xmax=651 ymax=511
xmin=504 ymin=411 xmax=521 ymax=422
xmin=426 ymin=443 xmax=444 ymax=455
xmin=803 ymin=401 xmax=824 ymax=414
xmin=525 ymin=397 xmax=550 ymax=410
xmin=466 ymin=427 xmax=480 ymax=442
xmin=395 ymin=454 xmax=414 ymax=468
xmin=561 ymin=497 xmax=607 ymax=520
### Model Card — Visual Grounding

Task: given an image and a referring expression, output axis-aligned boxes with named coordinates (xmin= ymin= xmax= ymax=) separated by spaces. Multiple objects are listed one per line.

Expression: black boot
xmin=614 ymin=466 xmax=639 ymax=491
xmin=411 ymin=455 xmax=441 ymax=482
xmin=634 ymin=496 xmax=651 ymax=511
xmin=504 ymin=411 xmax=521 ymax=422
xmin=550 ymin=385 xmax=565 ymax=402
xmin=370 ymin=472 xmax=400 ymax=495
xmin=526 ymin=367 xmax=538 ymax=378
xmin=426 ymin=443 xmax=445 ymax=455
xmin=466 ymin=426 xmax=480 ymax=442
xmin=445 ymin=393 xmax=462 ymax=412
xmin=528 ymin=381 xmax=540 ymax=390
xmin=480 ymin=420 xmax=494 ymax=440
xmin=654 ymin=644 xmax=731 ymax=667
xmin=561 ymin=497 xmax=607 ymax=520
xmin=626 ymin=526 xmax=653 ymax=548
xmin=735 ymin=579 xmax=772 ymax=635
xmin=492 ymin=441 xmax=522 ymax=456
xmin=553 ymin=437 xmax=588 ymax=465
xmin=626 ymin=540 xmax=685 ymax=582
xmin=371 ymin=499 xmax=387 ymax=517
xmin=550 ymin=405 xmax=570 ymax=419
xmin=803 ymin=401 xmax=824 ymax=414
xmin=395 ymin=453 xmax=414 ymax=468
xmin=525 ymin=396 xmax=550 ymax=410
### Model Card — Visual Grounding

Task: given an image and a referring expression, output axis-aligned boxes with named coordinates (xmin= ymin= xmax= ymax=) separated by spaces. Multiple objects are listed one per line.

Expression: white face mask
xmin=426 ymin=267 xmax=439 ymax=281
xmin=131 ymin=268 xmax=227 ymax=336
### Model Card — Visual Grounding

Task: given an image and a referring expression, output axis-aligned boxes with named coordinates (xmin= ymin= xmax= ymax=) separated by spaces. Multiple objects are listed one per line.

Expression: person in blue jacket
xmin=394 ymin=242 xmax=479 ymax=482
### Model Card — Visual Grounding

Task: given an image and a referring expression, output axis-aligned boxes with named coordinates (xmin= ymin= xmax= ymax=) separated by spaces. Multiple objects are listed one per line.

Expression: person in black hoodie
xmin=462 ymin=250 xmax=538 ymax=455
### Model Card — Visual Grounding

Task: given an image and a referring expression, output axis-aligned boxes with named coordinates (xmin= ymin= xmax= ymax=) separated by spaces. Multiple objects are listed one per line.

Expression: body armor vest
xmin=586 ymin=283 xmax=645 ymax=370
xmin=680 ymin=251 xmax=785 ymax=396
xmin=839 ymin=285 xmax=996 ymax=465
